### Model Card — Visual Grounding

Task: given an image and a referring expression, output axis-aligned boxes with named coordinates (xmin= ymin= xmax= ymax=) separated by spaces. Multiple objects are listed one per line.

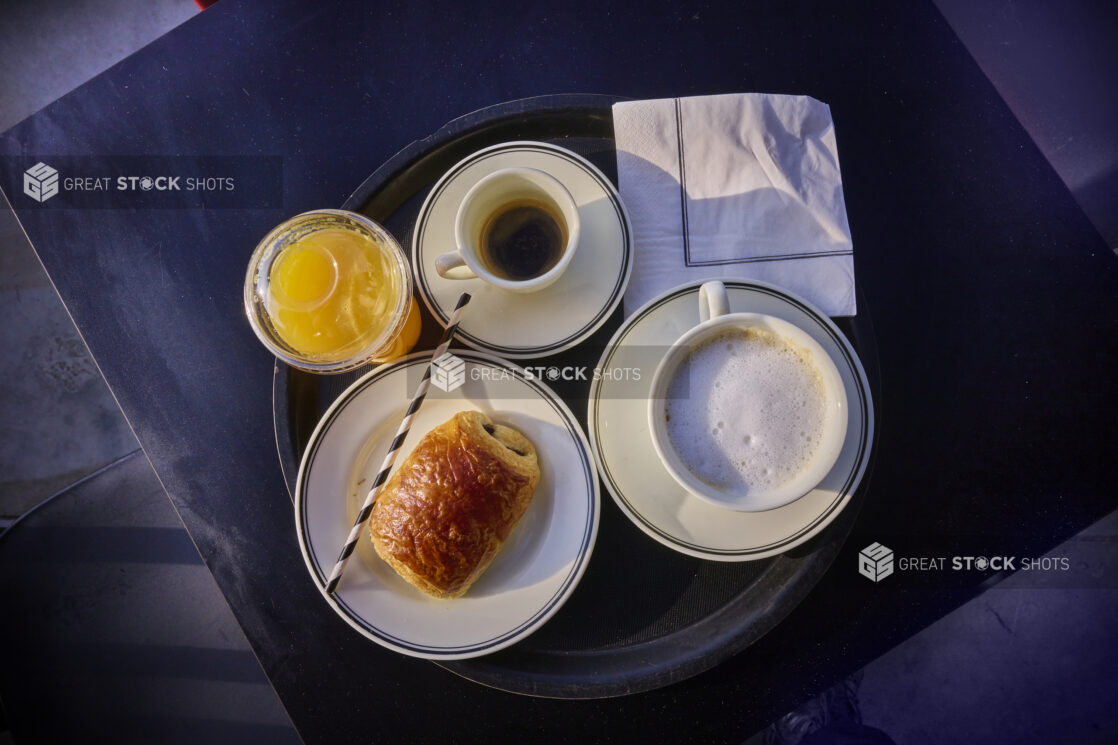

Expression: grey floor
xmin=0 ymin=450 xmax=302 ymax=743
xmin=0 ymin=0 xmax=300 ymax=741
xmin=1 ymin=1 xmax=1115 ymax=743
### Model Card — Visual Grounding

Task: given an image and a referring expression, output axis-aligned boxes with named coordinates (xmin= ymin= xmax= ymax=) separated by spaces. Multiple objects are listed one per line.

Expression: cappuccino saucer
xmin=412 ymin=141 xmax=632 ymax=358
xmin=587 ymin=279 xmax=874 ymax=561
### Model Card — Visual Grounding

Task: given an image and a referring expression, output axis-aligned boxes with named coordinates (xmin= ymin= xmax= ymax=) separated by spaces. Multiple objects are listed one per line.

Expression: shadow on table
xmin=0 ymin=451 xmax=301 ymax=745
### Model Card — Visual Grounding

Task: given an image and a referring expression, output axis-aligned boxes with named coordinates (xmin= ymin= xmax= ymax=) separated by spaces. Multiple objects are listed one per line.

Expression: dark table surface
xmin=3 ymin=0 xmax=1116 ymax=742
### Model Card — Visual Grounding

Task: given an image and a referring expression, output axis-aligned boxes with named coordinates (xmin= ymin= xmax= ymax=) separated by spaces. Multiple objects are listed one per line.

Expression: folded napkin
xmin=613 ymin=93 xmax=856 ymax=317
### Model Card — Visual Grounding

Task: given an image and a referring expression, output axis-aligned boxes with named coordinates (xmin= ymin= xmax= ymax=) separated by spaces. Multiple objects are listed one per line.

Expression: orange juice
xmin=374 ymin=295 xmax=422 ymax=362
xmin=248 ymin=211 xmax=418 ymax=371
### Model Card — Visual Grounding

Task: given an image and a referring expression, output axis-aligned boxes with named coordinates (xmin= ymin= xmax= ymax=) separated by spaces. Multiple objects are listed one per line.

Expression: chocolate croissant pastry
xmin=368 ymin=410 xmax=540 ymax=599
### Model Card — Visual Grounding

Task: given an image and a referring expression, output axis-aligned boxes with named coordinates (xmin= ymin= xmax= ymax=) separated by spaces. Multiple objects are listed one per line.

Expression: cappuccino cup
xmin=435 ymin=167 xmax=580 ymax=293
xmin=648 ymin=281 xmax=848 ymax=512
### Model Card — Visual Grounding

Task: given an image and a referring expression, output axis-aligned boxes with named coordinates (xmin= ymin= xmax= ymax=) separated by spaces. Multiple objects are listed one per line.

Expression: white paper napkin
xmin=613 ymin=93 xmax=856 ymax=317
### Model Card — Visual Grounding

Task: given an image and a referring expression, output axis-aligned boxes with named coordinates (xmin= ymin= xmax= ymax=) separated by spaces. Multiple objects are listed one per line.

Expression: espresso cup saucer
xmin=413 ymin=141 xmax=633 ymax=358
xmin=587 ymin=279 xmax=874 ymax=561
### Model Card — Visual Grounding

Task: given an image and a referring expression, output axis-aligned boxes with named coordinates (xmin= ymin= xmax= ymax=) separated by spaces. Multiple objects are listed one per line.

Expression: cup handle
xmin=435 ymin=251 xmax=477 ymax=280
xmin=699 ymin=281 xmax=730 ymax=322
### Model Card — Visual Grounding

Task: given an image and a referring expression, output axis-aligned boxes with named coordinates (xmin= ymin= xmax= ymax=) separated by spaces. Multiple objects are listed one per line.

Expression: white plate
xmin=588 ymin=280 xmax=874 ymax=561
xmin=296 ymin=351 xmax=599 ymax=659
xmin=412 ymin=141 xmax=633 ymax=358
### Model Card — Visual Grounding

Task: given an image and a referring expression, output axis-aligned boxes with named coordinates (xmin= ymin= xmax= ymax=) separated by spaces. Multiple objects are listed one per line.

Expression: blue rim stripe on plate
xmin=298 ymin=352 xmax=597 ymax=655
xmin=414 ymin=143 xmax=631 ymax=355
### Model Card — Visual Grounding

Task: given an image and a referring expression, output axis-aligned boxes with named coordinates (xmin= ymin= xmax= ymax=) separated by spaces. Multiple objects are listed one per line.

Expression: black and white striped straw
xmin=324 ymin=292 xmax=471 ymax=595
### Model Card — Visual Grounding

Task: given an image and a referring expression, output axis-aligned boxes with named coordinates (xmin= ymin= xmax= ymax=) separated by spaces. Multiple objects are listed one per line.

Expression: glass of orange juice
xmin=244 ymin=210 xmax=421 ymax=373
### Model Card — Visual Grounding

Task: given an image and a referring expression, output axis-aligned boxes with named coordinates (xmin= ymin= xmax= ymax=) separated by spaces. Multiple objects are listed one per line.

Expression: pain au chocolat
xmin=368 ymin=410 xmax=540 ymax=599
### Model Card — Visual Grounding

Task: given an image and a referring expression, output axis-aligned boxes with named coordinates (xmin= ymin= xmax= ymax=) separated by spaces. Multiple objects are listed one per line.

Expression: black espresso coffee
xmin=479 ymin=199 xmax=567 ymax=281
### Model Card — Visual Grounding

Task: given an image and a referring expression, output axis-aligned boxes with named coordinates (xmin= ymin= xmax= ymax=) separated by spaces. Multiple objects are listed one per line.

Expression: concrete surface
xmin=933 ymin=0 xmax=1118 ymax=253
xmin=0 ymin=0 xmax=197 ymax=134
xmin=0 ymin=451 xmax=300 ymax=743
xmin=0 ymin=202 xmax=141 ymax=516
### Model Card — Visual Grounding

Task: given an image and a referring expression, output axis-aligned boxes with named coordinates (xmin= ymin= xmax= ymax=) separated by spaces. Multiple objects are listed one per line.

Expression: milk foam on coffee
xmin=664 ymin=327 xmax=827 ymax=494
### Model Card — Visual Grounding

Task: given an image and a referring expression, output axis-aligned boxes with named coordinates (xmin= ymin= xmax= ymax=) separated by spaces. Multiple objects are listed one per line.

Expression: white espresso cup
xmin=647 ymin=281 xmax=848 ymax=512
xmin=435 ymin=167 xmax=580 ymax=293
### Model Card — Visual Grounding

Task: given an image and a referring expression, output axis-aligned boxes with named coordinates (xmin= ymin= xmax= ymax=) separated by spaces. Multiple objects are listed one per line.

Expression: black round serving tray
xmin=273 ymin=94 xmax=880 ymax=698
